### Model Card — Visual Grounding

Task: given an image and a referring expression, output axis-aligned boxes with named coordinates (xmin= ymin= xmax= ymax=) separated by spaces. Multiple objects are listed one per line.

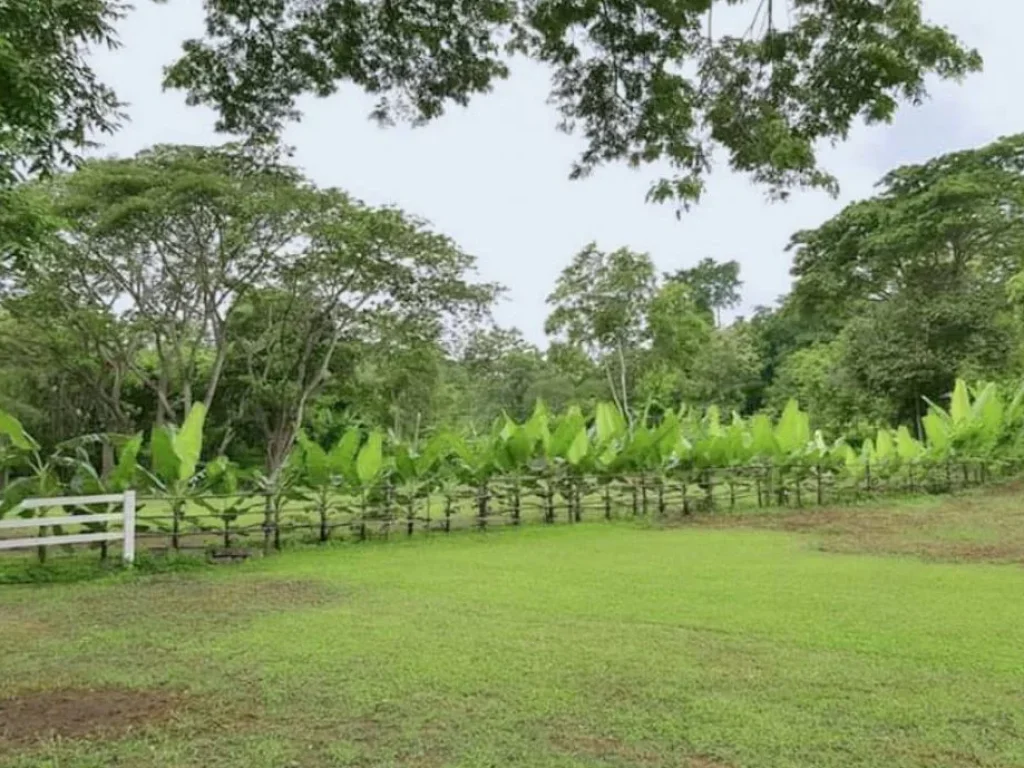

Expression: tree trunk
xmin=617 ymin=341 xmax=630 ymax=425
xmin=101 ymin=442 xmax=115 ymax=479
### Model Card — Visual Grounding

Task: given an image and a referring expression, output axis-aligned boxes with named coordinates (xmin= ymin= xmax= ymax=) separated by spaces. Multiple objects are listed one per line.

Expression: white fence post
xmin=122 ymin=490 xmax=136 ymax=565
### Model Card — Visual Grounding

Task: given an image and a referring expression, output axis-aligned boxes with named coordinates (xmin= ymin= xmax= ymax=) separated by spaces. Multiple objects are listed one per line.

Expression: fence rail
xmin=129 ymin=457 xmax=1016 ymax=555
xmin=0 ymin=491 xmax=136 ymax=563
xmin=0 ymin=459 xmax=1015 ymax=563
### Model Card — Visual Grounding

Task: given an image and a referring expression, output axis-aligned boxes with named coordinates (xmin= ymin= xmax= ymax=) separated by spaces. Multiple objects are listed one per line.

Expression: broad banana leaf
xmin=416 ymin=432 xmax=451 ymax=475
xmin=523 ymin=401 xmax=551 ymax=456
xmin=175 ymin=403 xmax=207 ymax=482
xmin=329 ymin=428 xmax=362 ymax=480
xmin=749 ymin=413 xmax=777 ymax=459
xmin=564 ymin=427 xmax=589 ymax=467
xmin=775 ymin=400 xmax=810 ymax=456
xmin=297 ymin=431 xmax=331 ymax=486
xmin=594 ymin=402 xmax=626 ymax=446
xmin=108 ymin=433 xmax=143 ymax=491
xmin=356 ymin=431 xmax=384 ymax=487
xmin=150 ymin=425 xmax=180 ymax=485
xmin=950 ymin=379 xmax=971 ymax=426
xmin=550 ymin=407 xmax=586 ymax=459
xmin=895 ymin=426 xmax=923 ymax=461
xmin=0 ymin=409 xmax=35 ymax=451
xmin=974 ymin=383 xmax=1004 ymax=449
xmin=875 ymin=429 xmax=895 ymax=464
xmin=922 ymin=412 xmax=950 ymax=455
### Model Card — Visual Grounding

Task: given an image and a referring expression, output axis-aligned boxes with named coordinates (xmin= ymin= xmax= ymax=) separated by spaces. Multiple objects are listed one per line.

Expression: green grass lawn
xmin=3 ymin=490 xmax=1024 ymax=767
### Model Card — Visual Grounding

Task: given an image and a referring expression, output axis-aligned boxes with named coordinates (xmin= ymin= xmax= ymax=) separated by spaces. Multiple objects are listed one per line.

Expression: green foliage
xmin=0 ymin=407 xmax=35 ymax=450
xmin=149 ymin=404 xmax=208 ymax=489
xmin=782 ymin=134 xmax=1024 ymax=426
xmin=165 ymin=0 xmax=980 ymax=209
xmin=262 ymin=376 xmax=1024 ymax=497
xmin=0 ymin=0 xmax=126 ymax=186
xmin=668 ymin=258 xmax=742 ymax=325
xmin=355 ymin=431 xmax=384 ymax=487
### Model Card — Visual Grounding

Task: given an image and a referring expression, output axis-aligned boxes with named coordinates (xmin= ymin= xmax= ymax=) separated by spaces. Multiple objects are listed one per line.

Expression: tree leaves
xmin=0 ymin=0 xmax=126 ymax=186
xmin=165 ymin=0 xmax=980 ymax=209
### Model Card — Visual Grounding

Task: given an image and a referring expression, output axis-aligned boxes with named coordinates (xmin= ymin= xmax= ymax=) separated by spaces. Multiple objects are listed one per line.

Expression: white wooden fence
xmin=0 ymin=491 xmax=136 ymax=564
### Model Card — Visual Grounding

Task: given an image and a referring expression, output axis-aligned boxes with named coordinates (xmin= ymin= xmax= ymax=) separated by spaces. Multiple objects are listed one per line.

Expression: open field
xmin=3 ymin=487 xmax=1024 ymax=767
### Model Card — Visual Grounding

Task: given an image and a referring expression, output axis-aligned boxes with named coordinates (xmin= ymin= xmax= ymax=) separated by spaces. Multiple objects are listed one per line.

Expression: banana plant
xmin=587 ymin=402 xmax=628 ymax=518
xmin=551 ymin=405 xmax=591 ymax=521
xmin=490 ymin=417 xmax=537 ymax=524
xmin=292 ymin=428 xmax=359 ymax=542
xmin=143 ymin=403 xmax=207 ymax=550
xmin=0 ymin=409 xmax=64 ymax=562
xmin=391 ymin=430 xmax=449 ymax=534
xmin=60 ymin=433 xmax=143 ymax=560
xmin=511 ymin=400 xmax=561 ymax=522
xmin=196 ymin=455 xmax=264 ymax=550
xmin=769 ymin=399 xmax=813 ymax=504
xmin=922 ymin=379 xmax=1006 ymax=459
xmin=449 ymin=431 xmax=500 ymax=526
xmin=346 ymin=430 xmax=386 ymax=535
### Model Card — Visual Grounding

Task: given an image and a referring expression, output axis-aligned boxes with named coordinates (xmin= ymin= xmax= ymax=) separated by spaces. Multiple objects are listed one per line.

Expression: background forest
xmin=1 ymin=0 xmax=1019 ymax=479
xmin=4 ymin=134 xmax=1024 ymax=478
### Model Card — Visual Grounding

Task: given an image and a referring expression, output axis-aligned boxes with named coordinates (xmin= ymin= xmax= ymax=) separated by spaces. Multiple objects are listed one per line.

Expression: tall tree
xmin=458 ymin=327 xmax=547 ymax=424
xmin=220 ymin=199 xmax=496 ymax=477
xmin=790 ymin=133 xmax=1024 ymax=318
xmin=669 ymin=257 xmax=742 ymax=325
xmin=165 ymin=0 xmax=981 ymax=210
xmin=546 ymin=244 xmax=656 ymax=416
xmin=637 ymin=280 xmax=711 ymax=406
xmin=684 ymin=321 xmax=762 ymax=413
xmin=837 ymin=285 xmax=1013 ymax=426
xmin=0 ymin=291 xmax=139 ymax=455
xmin=18 ymin=144 xmax=318 ymax=425
xmin=786 ymin=133 xmax=1024 ymax=424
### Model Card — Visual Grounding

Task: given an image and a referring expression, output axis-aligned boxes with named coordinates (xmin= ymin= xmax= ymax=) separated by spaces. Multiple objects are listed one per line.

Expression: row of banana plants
xmin=1 ymin=379 xmax=1022 ymax=555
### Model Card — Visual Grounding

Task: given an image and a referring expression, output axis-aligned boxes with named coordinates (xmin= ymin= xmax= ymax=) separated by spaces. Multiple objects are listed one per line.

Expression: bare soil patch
xmin=70 ymin=577 xmax=339 ymax=627
xmin=0 ymin=688 xmax=182 ymax=744
xmin=0 ymin=578 xmax=343 ymax=658
xmin=686 ymin=484 xmax=1024 ymax=564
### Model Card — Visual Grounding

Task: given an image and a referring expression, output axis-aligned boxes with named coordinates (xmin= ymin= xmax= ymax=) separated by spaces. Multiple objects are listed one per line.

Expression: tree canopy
xmin=0 ymin=0 xmax=126 ymax=186
xmin=164 ymin=0 xmax=981 ymax=208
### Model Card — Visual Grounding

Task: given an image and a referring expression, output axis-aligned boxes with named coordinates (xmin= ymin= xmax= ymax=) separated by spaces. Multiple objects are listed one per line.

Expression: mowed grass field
xmin=3 ymin=487 xmax=1024 ymax=767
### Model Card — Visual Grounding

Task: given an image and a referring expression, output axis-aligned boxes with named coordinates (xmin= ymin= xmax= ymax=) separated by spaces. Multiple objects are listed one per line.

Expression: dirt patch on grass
xmin=2 ymin=618 xmax=53 ymax=643
xmin=687 ymin=486 xmax=1024 ymax=565
xmin=68 ymin=578 xmax=339 ymax=627
xmin=0 ymin=578 xmax=343 ymax=654
xmin=549 ymin=731 xmax=731 ymax=767
xmin=0 ymin=688 xmax=182 ymax=744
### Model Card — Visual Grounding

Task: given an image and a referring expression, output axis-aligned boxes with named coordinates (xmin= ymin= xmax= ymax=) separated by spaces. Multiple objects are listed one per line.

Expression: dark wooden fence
xmin=132 ymin=457 xmax=1019 ymax=556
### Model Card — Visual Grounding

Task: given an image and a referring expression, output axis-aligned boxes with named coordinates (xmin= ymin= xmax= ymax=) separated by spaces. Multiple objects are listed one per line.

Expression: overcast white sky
xmin=91 ymin=0 xmax=1018 ymax=344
